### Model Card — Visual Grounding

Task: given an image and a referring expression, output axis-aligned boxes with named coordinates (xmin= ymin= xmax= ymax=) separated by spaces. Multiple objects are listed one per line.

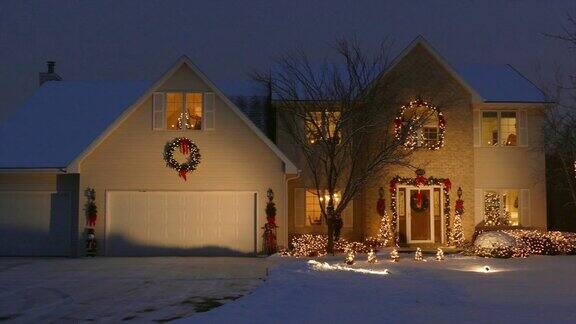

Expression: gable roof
xmin=0 ymin=56 xmax=298 ymax=173
xmin=0 ymin=80 xmax=150 ymax=169
xmin=385 ymin=36 xmax=547 ymax=103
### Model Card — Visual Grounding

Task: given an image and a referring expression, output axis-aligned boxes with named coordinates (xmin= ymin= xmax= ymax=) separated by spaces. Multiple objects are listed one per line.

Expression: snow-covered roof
xmin=0 ymin=80 xmax=151 ymax=168
xmin=454 ymin=64 xmax=547 ymax=103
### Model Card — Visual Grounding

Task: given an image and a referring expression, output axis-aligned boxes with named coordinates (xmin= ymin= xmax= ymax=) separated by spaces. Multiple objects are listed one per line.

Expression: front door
xmin=407 ymin=188 xmax=434 ymax=243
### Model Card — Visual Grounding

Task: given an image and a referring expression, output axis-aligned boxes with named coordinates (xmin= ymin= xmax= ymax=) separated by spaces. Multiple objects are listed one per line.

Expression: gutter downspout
xmin=284 ymin=170 xmax=301 ymax=248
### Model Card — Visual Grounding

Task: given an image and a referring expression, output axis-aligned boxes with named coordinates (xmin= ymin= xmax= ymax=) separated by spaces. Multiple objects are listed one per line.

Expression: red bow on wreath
xmin=179 ymin=138 xmax=191 ymax=156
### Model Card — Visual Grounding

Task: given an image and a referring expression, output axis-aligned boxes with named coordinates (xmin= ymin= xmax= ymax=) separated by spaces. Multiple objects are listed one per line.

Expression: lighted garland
xmin=389 ymin=170 xmax=452 ymax=245
xmin=163 ymin=137 xmax=201 ymax=181
xmin=394 ymin=98 xmax=446 ymax=150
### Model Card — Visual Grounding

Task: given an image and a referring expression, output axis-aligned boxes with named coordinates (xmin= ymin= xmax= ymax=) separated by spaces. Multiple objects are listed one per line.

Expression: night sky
xmin=0 ymin=0 xmax=574 ymax=120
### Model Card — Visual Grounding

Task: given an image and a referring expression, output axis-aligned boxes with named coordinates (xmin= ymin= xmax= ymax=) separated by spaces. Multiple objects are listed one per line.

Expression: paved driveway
xmin=0 ymin=257 xmax=272 ymax=323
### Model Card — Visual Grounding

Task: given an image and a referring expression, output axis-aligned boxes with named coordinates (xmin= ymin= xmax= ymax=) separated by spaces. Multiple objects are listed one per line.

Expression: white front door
xmin=406 ymin=188 xmax=434 ymax=243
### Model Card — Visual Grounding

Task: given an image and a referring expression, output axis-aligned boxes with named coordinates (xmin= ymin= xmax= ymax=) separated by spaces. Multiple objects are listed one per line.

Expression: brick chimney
xmin=39 ymin=61 xmax=62 ymax=86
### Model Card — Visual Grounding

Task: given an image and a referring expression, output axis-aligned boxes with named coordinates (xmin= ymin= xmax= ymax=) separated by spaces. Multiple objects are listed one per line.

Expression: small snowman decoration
xmin=414 ymin=247 xmax=424 ymax=261
xmin=390 ymin=248 xmax=400 ymax=262
xmin=435 ymin=248 xmax=444 ymax=261
xmin=367 ymin=249 xmax=378 ymax=264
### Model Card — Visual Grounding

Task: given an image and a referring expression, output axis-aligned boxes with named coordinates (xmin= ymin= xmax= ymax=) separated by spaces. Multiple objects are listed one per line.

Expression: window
xmin=482 ymin=111 xmax=517 ymax=146
xmin=483 ymin=189 xmax=520 ymax=226
xmin=422 ymin=126 xmax=439 ymax=146
xmin=305 ymin=190 xmax=341 ymax=226
xmin=306 ymin=111 xmax=340 ymax=144
xmin=165 ymin=92 xmax=203 ymax=130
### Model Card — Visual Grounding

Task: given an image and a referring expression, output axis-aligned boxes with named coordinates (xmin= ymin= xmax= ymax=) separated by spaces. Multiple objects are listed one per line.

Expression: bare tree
xmin=545 ymin=14 xmax=576 ymax=212
xmin=255 ymin=38 xmax=437 ymax=253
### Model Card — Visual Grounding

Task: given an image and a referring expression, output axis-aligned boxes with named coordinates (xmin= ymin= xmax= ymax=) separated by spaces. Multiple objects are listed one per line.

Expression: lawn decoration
xmin=390 ymin=248 xmax=400 ymax=262
xmin=345 ymin=248 xmax=355 ymax=265
xmin=414 ymin=247 xmax=424 ymax=261
xmin=163 ymin=137 xmax=201 ymax=181
xmin=451 ymin=186 xmax=465 ymax=247
xmin=262 ymin=188 xmax=278 ymax=255
xmin=84 ymin=187 xmax=98 ymax=227
xmin=376 ymin=187 xmax=392 ymax=247
xmin=436 ymin=248 xmax=444 ymax=261
xmin=367 ymin=249 xmax=378 ymax=264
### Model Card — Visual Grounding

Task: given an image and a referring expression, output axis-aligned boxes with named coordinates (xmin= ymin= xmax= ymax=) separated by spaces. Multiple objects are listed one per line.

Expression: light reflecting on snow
xmin=307 ymin=260 xmax=390 ymax=275
xmin=451 ymin=265 xmax=510 ymax=274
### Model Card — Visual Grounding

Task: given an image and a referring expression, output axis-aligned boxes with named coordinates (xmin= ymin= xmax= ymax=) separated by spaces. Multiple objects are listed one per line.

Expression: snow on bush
xmin=473 ymin=229 xmax=576 ymax=258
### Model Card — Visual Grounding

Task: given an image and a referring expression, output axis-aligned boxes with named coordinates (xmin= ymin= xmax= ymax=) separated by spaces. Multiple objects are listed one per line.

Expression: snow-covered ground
xmin=0 ymin=257 xmax=270 ymax=323
xmin=184 ymin=253 xmax=576 ymax=324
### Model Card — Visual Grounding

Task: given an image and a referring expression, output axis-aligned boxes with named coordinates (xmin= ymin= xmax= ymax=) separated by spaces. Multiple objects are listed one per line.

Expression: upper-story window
xmin=394 ymin=99 xmax=445 ymax=150
xmin=306 ymin=111 xmax=341 ymax=144
xmin=166 ymin=92 xmax=203 ymax=130
xmin=482 ymin=111 xmax=517 ymax=146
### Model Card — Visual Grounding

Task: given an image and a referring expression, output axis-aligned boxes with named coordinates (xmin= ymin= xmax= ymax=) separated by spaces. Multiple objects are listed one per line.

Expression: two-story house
xmin=278 ymin=37 xmax=548 ymax=246
xmin=0 ymin=37 xmax=548 ymax=256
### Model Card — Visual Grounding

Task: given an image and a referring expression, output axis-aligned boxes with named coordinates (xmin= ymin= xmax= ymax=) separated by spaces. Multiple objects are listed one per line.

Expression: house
xmin=278 ymin=37 xmax=549 ymax=245
xmin=0 ymin=36 xmax=549 ymax=256
xmin=0 ymin=57 xmax=298 ymax=256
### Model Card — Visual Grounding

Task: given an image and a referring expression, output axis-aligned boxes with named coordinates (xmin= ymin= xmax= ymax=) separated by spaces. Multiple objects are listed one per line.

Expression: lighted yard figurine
xmin=390 ymin=248 xmax=400 ymax=262
xmin=367 ymin=249 xmax=378 ymax=263
xmin=85 ymin=228 xmax=97 ymax=257
xmin=345 ymin=248 xmax=355 ymax=265
xmin=414 ymin=247 xmax=424 ymax=261
xmin=436 ymin=248 xmax=444 ymax=261
xmin=262 ymin=188 xmax=278 ymax=255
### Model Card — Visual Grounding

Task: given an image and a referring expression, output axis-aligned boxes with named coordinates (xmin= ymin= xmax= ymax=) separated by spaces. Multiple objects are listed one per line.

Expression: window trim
xmin=160 ymin=91 xmax=205 ymax=131
xmin=304 ymin=189 xmax=342 ymax=227
xmin=480 ymin=110 xmax=518 ymax=147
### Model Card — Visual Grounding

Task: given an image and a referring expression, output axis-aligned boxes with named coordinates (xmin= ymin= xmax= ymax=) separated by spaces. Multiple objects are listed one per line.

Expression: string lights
xmin=473 ymin=229 xmax=576 ymax=258
xmin=390 ymin=248 xmax=400 ymax=262
xmin=436 ymin=248 xmax=444 ymax=261
xmin=414 ymin=247 xmax=424 ymax=261
xmin=394 ymin=98 xmax=446 ymax=150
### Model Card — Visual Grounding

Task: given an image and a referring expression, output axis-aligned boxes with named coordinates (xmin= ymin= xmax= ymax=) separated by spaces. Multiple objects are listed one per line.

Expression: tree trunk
xmin=327 ymin=217 xmax=335 ymax=255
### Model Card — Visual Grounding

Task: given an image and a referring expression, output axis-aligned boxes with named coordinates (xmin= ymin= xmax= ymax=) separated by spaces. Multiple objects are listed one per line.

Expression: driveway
xmin=0 ymin=257 xmax=273 ymax=323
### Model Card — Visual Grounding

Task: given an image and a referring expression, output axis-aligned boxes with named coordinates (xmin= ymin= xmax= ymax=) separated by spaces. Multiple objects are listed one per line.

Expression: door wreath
xmin=163 ymin=137 xmax=201 ymax=180
xmin=410 ymin=191 xmax=430 ymax=213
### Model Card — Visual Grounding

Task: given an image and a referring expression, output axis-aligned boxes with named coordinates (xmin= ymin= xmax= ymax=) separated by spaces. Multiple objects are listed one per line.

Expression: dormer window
xmin=166 ymin=92 xmax=203 ymax=130
xmin=306 ymin=111 xmax=341 ymax=144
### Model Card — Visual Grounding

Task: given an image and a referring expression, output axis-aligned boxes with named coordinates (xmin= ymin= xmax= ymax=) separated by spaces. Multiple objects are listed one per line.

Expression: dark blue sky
xmin=0 ymin=0 xmax=574 ymax=120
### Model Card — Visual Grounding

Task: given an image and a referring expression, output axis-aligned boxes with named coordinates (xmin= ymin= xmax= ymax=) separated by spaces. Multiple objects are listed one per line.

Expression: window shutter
xmin=152 ymin=92 xmax=166 ymax=130
xmin=473 ymin=110 xmax=481 ymax=147
xmin=520 ymin=189 xmax=530 ymax=226
xmin=474 ymin=189 xmax=483 ymax=226
xmin=203 ymin=92 xmax=215 ymax=130
xmin=518 ymin=110 xmax=528 ymax=147
xmin=342 ymin=200 xmax=354 ymax=228
xmin=294 ymin=188 xmax=306 ymax=227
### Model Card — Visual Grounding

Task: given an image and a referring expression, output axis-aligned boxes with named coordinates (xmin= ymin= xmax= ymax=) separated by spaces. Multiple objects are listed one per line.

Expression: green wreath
xmin=410 ymin=193 xmax=430 ymax=213
xmin=163 ymin=137 xmax=201 ymax=181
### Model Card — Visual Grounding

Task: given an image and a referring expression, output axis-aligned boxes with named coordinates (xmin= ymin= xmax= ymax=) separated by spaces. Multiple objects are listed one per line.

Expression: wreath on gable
xmin=163 ymin=137 xmax=201 ymax=181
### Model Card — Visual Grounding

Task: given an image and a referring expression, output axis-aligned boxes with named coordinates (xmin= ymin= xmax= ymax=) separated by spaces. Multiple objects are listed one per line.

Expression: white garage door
xmin=107 ymin=191 xmax=257 ymax=256
xmin=0 ymin=191 xmax=71 ymax=256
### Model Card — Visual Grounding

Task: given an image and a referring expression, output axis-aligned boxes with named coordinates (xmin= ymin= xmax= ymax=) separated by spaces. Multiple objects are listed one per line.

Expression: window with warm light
xmin=305 ymin=190 xmax=341 ymax=226
xmin=306 ymin=111 xmax=340 ymax=144
xmin=482 ymin=111 xmax=517 ymax=146
xmin=483 ymin=189 xmax=520 ymax=226
xmin=166 ymin=92 xmax=203 ymax=130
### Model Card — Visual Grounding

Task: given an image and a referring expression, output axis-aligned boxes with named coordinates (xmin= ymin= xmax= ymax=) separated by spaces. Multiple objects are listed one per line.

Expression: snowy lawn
xmin=184 ymin=252 xmax=576 ymax=324
xmin=0 ymin=257 xmax=271 ymax=322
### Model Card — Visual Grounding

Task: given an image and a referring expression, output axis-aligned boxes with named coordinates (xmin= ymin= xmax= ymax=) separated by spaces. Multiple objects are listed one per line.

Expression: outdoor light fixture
xmin=484 ymin=265 xmax=491 ymax=273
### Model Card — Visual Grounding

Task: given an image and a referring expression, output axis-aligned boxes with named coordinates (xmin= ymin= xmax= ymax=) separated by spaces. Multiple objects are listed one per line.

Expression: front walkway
xmin=0 ymin=257 xmax=273 ymax=322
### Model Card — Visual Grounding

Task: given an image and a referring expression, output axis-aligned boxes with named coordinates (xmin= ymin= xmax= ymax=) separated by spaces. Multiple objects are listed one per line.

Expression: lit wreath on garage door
xmin=163 ymin=137 xmax=201 ymax=181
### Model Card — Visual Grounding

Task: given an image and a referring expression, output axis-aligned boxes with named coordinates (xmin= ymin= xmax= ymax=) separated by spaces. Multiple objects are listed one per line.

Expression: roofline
xmin=380 ymin=35 xmax=484 ymax=103
xmin=506 ymin=64 xmax=550 ymax=103
xmin=67 ymin=55 xmax=298 ymax=174
xmin=0 ymin=167 xmax=66 ymax=173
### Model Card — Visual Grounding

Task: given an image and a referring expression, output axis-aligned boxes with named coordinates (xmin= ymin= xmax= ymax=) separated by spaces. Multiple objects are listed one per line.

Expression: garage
xmin=0 ymin=191 xmax=71 ymax=256
xmin=106 ymin=191 xmax=257 ymax=256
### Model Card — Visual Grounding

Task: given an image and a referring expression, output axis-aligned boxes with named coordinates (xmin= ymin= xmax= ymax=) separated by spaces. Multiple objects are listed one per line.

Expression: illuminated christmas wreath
xmin=389 ymin=169 xmax=452 ymax=245
xmin=163 ymin=137 xmax=201 ymax=181
xmin=394 ymin=98 xmax=445 ymax=150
